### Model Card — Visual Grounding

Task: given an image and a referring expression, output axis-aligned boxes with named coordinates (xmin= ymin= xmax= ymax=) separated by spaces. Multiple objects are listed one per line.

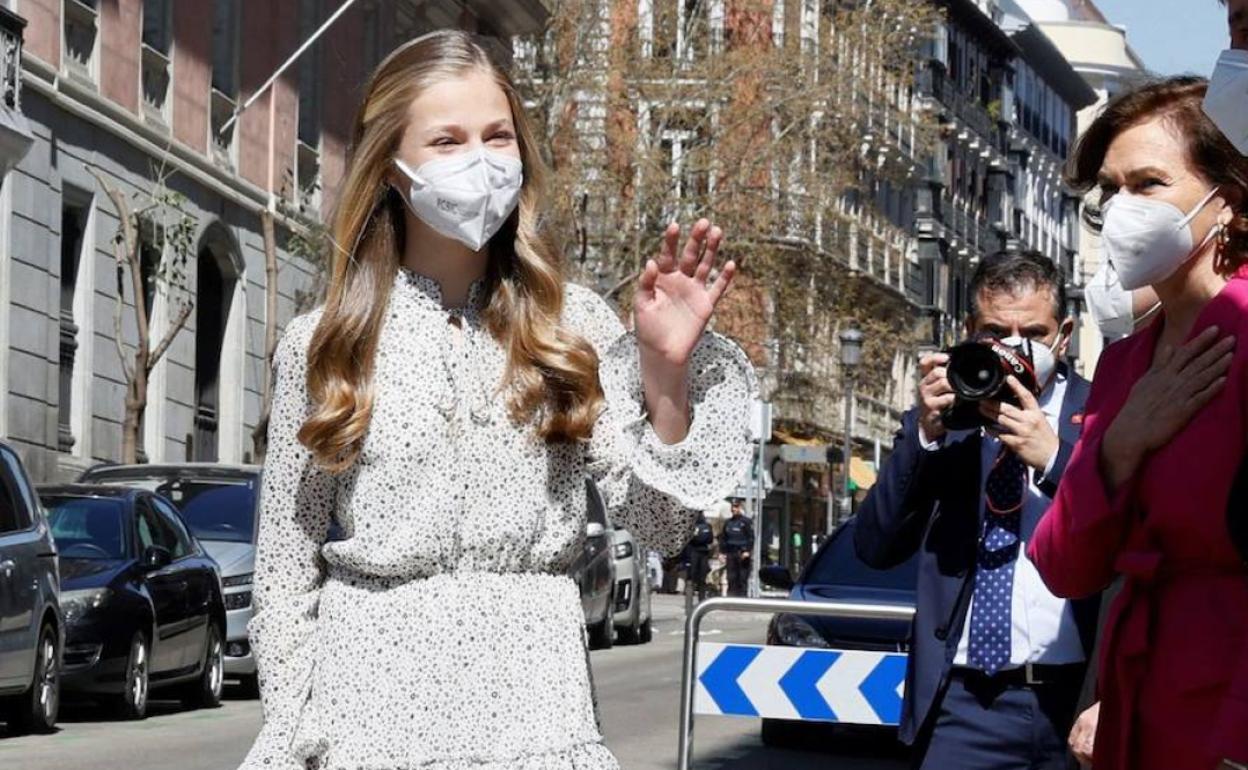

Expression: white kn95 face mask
xmin=1100 ymin=187 xmax=1222 ymax=291
xmin=1205 ymin=48 xmax=1248 ymax=156
xmin=394 ymin=148 xmax=524 ymax=252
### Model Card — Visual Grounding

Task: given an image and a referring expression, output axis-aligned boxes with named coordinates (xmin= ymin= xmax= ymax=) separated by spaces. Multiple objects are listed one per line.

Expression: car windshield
xmin=85 ymin=472 xmax=257 ymax=544
xmin=803 ymin=521 xmax=919 ymax=592
xmin=45 ymin=497 xmax=128 ymax=560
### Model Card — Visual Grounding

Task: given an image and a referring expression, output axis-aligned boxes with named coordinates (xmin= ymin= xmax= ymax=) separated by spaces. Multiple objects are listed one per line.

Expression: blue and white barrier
xmin=695 ymin=643 xmax=906 ymax=725
xmin=678 ymin=598 xmax=915 ymax=770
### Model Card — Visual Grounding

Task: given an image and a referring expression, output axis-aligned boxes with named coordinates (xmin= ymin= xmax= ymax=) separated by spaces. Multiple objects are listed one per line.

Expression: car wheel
xmin=5 ymin=623 xmax=60 ymax=734
xmin=112 ymin=632 xmax=149 ymax=720
xmin=237 ymin=672 xmax=260 ymax=699
xmin=588 ymin=611 xmax=614 ymax=650
xmin=617 ymin=621 xmax=640 ymax=645
xmin=638 ymin=616 xmax=652 ymax=644
xmin=180 ymin=624 xmax=224 ymax=710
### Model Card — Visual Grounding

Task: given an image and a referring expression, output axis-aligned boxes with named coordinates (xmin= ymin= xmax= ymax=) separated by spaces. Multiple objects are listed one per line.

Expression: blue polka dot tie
xmin=967 ymin=447 xmax=1025 ymax=675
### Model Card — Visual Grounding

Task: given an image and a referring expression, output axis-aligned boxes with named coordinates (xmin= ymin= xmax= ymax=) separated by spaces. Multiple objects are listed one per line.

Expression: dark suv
xmin=0 ymin=441 xmax=62 ymax=734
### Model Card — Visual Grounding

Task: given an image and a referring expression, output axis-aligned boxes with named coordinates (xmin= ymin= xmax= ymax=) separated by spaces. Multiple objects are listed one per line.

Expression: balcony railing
xmin=0 ymin=6 xmax=24 ymax=111
xmin=919 ymin=65 xmax=1004 ymax=154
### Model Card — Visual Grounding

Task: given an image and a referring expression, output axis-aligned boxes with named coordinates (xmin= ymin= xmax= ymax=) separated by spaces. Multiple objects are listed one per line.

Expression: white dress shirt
xmin=920 ymin=374 xmax=1086 ymax=669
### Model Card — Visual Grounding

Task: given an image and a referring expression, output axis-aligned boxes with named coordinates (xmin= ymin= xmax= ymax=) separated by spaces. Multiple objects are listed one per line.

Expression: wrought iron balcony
xmin=0 ymin=5 xmax=25 ymax=111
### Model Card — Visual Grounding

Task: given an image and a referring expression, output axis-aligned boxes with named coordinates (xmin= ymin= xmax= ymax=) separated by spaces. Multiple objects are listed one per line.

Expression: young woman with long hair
xmin=238 ymin=30 xmax=754 ymax=770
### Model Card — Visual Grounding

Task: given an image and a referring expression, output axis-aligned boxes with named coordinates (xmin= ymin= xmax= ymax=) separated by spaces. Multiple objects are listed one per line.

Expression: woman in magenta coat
xmin=1029 ymin=77 xmax=1248 ymax=770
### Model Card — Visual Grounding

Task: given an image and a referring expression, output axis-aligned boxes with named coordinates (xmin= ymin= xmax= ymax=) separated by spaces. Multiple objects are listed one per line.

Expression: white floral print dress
xmin=238 ymin=268 xmax=755 ymax=770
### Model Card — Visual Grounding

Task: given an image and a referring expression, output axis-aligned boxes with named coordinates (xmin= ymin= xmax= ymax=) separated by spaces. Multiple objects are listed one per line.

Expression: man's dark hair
xmin=968 ymin=250 xmax=1067 ymax=322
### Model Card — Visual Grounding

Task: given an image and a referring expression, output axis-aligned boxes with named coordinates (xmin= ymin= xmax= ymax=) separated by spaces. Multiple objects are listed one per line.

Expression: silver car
xmin=78 ymin=463 xmax=261 ymax=695
xmin=610 ymin=527 xmax=652 ymax=644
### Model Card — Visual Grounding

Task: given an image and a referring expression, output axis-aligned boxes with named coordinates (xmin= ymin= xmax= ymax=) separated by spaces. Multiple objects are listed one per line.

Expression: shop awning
xmin=849 ymin=456 xmax=877 ymax=491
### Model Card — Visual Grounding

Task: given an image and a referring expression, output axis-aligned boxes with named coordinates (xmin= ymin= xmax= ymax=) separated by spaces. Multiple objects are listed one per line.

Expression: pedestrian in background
xmin=855 ymin=251 xmax=1100 ymax=770
xmin=720 ymin=499 xmax=754 ymax=597
xmin=686 ymin=510 xmax=715 ymax=604
xmin=238 ymin=30 xmax=755 ymax=770
xmin=1030 ymin=76 xmax=1248 ymax=770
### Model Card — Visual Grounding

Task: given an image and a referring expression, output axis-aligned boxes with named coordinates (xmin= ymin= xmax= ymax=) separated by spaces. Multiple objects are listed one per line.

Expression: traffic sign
xmin=694 ymin=643 xmax=906 ymax=725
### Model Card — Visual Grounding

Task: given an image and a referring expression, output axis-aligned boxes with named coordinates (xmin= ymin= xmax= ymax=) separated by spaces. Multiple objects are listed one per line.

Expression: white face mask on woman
xmin=1205 ymin=48 xmax=1248 ymax=155
xmin=1084 ymin=260 xmax=1161 ymax=341
xmin=394 ymin=148 xmax=524 ymax=252
xmin=1101 ymin=187 xmax=1222 ymax=291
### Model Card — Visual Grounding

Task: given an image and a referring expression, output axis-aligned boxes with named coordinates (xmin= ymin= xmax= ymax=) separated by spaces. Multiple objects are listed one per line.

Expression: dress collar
xmin=394 ymin=266 xmax=488 ymax=318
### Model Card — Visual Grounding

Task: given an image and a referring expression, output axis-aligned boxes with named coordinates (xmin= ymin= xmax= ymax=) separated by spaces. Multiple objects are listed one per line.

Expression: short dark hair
xmin=1066 ymin=76 xmax=1248 ymax=275
xmin=968 ymin=250 xmax=1067 ymax=322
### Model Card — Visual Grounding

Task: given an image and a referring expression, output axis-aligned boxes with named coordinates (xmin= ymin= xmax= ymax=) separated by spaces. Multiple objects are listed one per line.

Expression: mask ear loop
xmin=1179 ymin=186 xmax=1223 ymax=228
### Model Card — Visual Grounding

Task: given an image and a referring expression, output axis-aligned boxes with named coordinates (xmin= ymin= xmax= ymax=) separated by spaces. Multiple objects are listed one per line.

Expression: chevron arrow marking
xmin=778 ymin=650 xmax=841 ymax=721
xmin=698 ymin=644 xmax=762 ymax=716
xmin=857 ymin=652 xmax=907 ymax=724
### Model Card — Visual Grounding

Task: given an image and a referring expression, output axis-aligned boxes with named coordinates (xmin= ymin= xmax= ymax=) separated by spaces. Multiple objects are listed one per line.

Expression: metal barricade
xmin=677 ymin=597 xmax=916 ymax=770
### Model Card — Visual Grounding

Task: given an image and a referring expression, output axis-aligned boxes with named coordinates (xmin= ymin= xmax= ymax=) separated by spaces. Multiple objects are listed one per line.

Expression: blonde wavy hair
xmin=298 ymin=30 xmax=604 ymax=473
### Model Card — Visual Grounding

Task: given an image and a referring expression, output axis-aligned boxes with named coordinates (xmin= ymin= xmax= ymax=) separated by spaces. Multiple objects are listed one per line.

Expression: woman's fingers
xmin=638 ymin=259 xmax=660 ymax=299
xmin=708 ymin=259 xmax=736 ymax=306
xmin=1183 ymin=375 xmax=1228 ymax=418
xmin=1181 ymin=350 xmax=1233 ymax=399
xmin=695 ymin=226 xmax=722 ymax=283
xmin=657 ymin=223 xmax=681 ymax=272
xmin=679 ymin=219 xmax=711 ymax=276
xmin=1182 ymin=334 xmax=1236 ymax=376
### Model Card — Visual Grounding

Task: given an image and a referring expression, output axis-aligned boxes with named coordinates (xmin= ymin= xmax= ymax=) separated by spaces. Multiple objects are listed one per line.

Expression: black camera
xmin=940 ymin=336 xmax=1041 ymax=431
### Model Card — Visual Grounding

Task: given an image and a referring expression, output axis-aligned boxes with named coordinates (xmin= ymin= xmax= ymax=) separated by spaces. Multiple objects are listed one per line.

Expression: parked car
xmin=758 ymin=515 xmax=918 ymax=748
xmin=39 ymin=484 xmax=226 ymax=719
xmin=610 ymin=527 xmax=652 ymax=644
xmin=0 ymin=442 xmax=62 ymax=734
xmin=78 ymin=463 xmax=261 ymax=695
xmin=569 ymin=479 xmax=616 ymax=650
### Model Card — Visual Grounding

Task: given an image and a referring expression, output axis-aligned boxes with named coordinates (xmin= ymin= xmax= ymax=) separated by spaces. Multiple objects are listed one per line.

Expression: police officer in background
xmin=687 ymin=511 xmax=714 ymax=603
xmin=720 ymin=499 xmax=754 ymax=597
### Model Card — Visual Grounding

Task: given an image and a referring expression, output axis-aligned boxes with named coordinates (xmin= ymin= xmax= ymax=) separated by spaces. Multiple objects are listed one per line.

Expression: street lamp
xmin=839 ymin=326 xmax=864 ymax=527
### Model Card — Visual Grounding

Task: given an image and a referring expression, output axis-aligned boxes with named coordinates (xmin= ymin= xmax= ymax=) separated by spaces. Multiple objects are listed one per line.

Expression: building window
xmin=138 ymin=220 xmax=162 ymax=329
xmin=678 ymin=0 xmax=706 ymax=62
xmin=63 ymin=0 xmax=99 ymax=85
xmin=57 ymin=198 xmax=89 ymax=453
xmin=192 ymin=246 xmax=236 ymax=463
xmin=211 ymin=0 xmax=240 ymax=169
xmin=140 ymin=0 xmax=172 ymax=127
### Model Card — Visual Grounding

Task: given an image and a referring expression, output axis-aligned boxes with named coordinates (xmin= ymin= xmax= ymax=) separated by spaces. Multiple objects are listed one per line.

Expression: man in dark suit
xmin=855 ymin=251 xmax=1099 ymax=769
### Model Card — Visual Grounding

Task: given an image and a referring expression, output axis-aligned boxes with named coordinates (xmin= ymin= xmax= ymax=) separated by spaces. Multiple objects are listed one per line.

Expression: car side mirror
xmin=142 ymin=545 xmax=172 ymax=571
xmin=586 ymin=522 xmax=606 ymax=539
xmin=759 ymin=564 xmax=794 ymax=591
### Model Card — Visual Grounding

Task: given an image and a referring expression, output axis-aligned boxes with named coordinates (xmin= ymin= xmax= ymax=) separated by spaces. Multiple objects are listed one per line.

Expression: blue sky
xmin=1093 ymin=0 xmax=1229 ymax=76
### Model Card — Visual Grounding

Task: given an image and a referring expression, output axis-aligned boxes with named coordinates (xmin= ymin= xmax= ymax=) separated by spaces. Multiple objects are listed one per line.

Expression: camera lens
xmin=947 ymin=343 xmax=1005 ymax=401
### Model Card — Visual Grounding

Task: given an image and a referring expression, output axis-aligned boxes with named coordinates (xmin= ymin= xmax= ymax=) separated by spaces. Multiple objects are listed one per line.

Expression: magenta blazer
xmin=1029 ymin=276 xmax=1248 ymax=770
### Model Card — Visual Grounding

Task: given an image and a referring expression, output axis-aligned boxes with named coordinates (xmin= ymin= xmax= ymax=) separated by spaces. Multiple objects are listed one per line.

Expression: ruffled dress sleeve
xmin=238 ymin=312 xmax=336 ymax=770
xmin=566 ymin=284 xmax=756 ymax=557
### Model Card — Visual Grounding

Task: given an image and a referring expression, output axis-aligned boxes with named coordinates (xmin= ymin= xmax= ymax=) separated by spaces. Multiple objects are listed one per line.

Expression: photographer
xmin=855 ymin=251 xmax=1101 ymax=770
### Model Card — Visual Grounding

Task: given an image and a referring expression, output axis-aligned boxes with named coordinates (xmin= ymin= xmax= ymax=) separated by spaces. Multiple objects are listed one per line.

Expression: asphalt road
xmin=0 ymin=594 xmax=909 ymax=770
